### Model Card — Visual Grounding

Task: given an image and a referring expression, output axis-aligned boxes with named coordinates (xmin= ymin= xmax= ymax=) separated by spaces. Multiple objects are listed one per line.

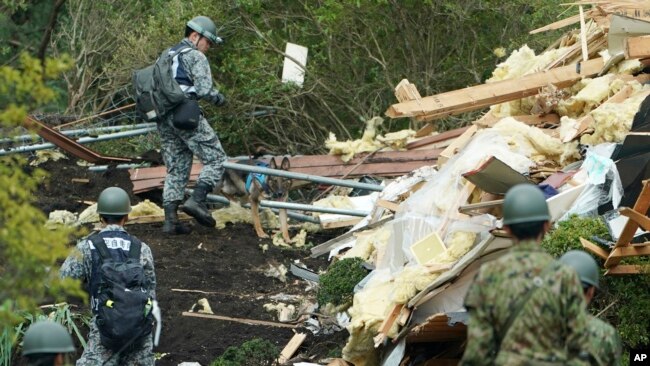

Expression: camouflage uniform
xmin=460 ymin=241 xmax=589 ymax=365
xmin=158 ymin=38 xmax=227 ymax=206
xmin=581 ymin=315 xmax=622 ymax=366
xmin=60 ymin=224 xmax=156 ymax=366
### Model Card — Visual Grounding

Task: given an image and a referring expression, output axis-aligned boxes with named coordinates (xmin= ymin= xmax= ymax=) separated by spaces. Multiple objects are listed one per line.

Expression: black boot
xmin=182 ymin=181 xmax=216 ymax=227
xmin=163 ymin=201 xmax=192 ymax=235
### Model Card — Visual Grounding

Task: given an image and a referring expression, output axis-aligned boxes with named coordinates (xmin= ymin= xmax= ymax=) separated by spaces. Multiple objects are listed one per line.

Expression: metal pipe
xmin=201 ymin=192 xmax=320 ymax=223
xmin=223 ymin=162 xmax=383 ymax=192
xmin=1 ymin=123 xmax=156 ymax=144
xmin=0 ymin=127 xmax=157 ymax=156
xmin=88 ymin=163 xmax=150 ymax=172
xmin=258 ymin=199 xmax=370 ymax=217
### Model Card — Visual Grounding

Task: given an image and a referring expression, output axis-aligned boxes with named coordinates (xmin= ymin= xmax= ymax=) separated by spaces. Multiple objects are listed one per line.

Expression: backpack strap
xmin=128 ymin=236 xmax=142 ymax=260
xmin=496 ymin=261 xmax=558 ymax=352
xmin=89 ymin=234 xmax=111 ymax=261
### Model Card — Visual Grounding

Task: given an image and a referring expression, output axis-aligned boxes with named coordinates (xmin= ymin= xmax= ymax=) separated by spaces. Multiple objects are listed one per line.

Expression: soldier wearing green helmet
xmin=22 ymin=321 xmax=75 ymax=366
xmin=461 ymin=184 xmax=591 ymax=365
xmin=155 ymin=15 xmax=230 ymax=235
xmin=560 ymin=250 xmax=622 ymax=365
xmin=60 ymin=187 xmax=156 ymax=365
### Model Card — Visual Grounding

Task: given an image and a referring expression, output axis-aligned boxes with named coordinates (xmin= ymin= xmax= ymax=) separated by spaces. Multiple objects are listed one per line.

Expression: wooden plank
xmin=321 ymin=217 xmax=363 ymax=229
xmin=385 ymin=58 xmax=604 ymax=120
xmin=406 ymin=313 xmax=467 ymax=343
xmin=71 ymin=178 xmax=90 ymax=184
xmin=609 ymin=245 xmax=650 ymax=259
xmin=287 ymin=149 xmax=443 ymax=169
xmin=606 ymin=180 xmax=650 ymax=267
xmin=605 ymin=264 xmax=649 ymax=275
xmin=182 ymin=311 xmax=297 ymax=329
xmin=406 ymin=126 xmax=470 ymax=150
xmin=277 ymin=333 xmax=307 ymax=364
xmin=626 ymin=35 xmax=650 ymax=59
xmin=415 ymin=123 xmax=436 ymax=137
xmin=619 ymin=207 xmax=650 ymax=232
xmin=437 ymin=125 xmax=478 ymax=168
xmin=376 ymin=199 xmax=401 ymax=212
xmin=373 ymin=303 xmax=405 ymax=347
xmin=579 ymin=6 xmax=589 ymax=62
xmin=580 ymin=237 xmax=610 ymax=260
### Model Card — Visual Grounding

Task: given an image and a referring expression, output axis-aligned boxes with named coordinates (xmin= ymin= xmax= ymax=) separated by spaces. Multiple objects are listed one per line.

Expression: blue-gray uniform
xmin=158 ymin=38 xmax=227 ymax=206
xmin=60 ymin=224 xmax=156 ymax=366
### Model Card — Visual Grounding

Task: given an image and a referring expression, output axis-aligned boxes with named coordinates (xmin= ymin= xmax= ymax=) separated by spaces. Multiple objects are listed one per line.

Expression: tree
xmin=0 ymin=52 xmax=83 ymax=335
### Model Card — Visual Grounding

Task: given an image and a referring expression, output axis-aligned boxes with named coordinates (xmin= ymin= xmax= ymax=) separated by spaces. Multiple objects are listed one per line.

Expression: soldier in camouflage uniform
xmin=60 ymin=187 xmax=156 ymax=366
xmin=460 ymin=184 xmax=590 ymax=365
xmin=560 ymin=250 xmax=622 ymax=365
xmin=158 ymin=15 xmax=228 ymax=234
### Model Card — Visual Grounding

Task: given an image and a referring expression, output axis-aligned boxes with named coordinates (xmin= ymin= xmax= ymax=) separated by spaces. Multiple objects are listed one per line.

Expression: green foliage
xmin=542 ymin=215 xmax=650 ymax=348
xmin=0 ymin=52 xmax=83 ymax=362
xmin=317 ymin=257 xmax=369 ymax=307
xmin=210 ymin=338 xmax=279 ymax=366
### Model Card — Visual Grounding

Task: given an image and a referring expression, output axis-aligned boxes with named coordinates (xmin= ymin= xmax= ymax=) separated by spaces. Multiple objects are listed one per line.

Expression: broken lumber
xmin=182 ymin=311 xmax=297 ymax=329
xmin=437 ymin=125 xmax=478 ymax=168
xmin=277 ymin=332 xmax=307 ymax=364
xmin=626 ymin=35 xmax=650 ymax=59
xmin=406 ymin=126 xmax=470 ymax=150
xmin=385 ymin=58 xmax=604 ymax=121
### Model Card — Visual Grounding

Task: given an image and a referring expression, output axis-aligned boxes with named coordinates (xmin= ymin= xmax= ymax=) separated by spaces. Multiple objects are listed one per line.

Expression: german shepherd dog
xmin=218 ymin=156 xmax=292 ymax=240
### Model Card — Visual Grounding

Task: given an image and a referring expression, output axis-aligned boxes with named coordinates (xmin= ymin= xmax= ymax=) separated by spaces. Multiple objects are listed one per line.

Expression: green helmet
xmin=22 ymin=321 xmax=75 ymax=356
xmin=187 ymin=16 xmax=223 ymax=45
xmin=97 ymin=187 xmax=131 ymax=216
xmin=502 ymin=184 xmax=550 ymax=225
xmin=560 ymin=250 xmax=600 ymax=289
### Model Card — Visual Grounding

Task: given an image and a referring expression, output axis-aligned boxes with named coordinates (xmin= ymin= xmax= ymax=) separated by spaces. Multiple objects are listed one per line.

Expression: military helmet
xmin=97 ymin=187 xmax=131 ymax=216
xmin=560 ymin=250 xmax=600 ymax=289
xmin=502 ymin=184 xmax=550 ymax=225
xmin=187 ymin=16 xmax=223 ymax=45
xmin=22 ymin=321 xmax=75 ymax=356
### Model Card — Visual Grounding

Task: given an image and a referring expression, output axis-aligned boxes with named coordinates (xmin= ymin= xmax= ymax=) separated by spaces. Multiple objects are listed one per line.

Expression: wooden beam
xmin=373 ymin=303 xmax=405 ymax=347
xmin=181 ymin=311 xmax=297 ymax=329
xmin=580 ymin=237 xmax=610 ymax=260
xmin=619 ymin=207 xmax=650 ymax=232
xmin=626 ymin=35 xmax=650 ymax=59
xmin=277 ymin=333 xmax=307 ymax=364
xmin=609 ymin=245 xmax=650 ymax=259
xmin=320 ymin=217 xmax=363 ymax=229
xmin=605 ymin=264 xmax=649 ymax=275
xmin=376 ymin=199 xmax=401 ymax=212
xmin=385 ymin=58 xmax=604 ymax=121
xmin=606 ymin=180 xmax=650 ymax=268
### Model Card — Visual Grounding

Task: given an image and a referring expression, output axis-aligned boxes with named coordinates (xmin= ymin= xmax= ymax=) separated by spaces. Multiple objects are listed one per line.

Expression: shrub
xmin=542 ymin=215 xmax=650 ymax=348
xmin=210 ymin=338 xmax=279 ymax=366
xmin=317 ymin=257 xmax=369 ymax=307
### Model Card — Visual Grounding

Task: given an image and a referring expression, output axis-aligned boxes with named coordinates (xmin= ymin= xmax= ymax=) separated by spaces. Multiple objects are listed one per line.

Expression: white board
xmin=281 ymin=42 xmax=308 ymax=87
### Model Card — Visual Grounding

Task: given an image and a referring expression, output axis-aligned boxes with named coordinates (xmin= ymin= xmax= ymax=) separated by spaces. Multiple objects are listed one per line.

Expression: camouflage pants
xmin=76 ymin=318 xmax=154 ymax=366
xmin=158 ymin=114 xmax=226 ymax=205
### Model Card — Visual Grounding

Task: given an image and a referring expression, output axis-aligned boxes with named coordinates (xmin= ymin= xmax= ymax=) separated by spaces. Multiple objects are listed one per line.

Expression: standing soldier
xmin=158 ymin=15 xmax=228 ymax=234
xmin=22 ymin=321 xmax=75 ymax=366
xmin=460 ymin=184 xmax=590 ymax=365
xmin=60 ymin=187 xmax=156 ymax=365
xmin=560 ymin=250 xmax=622 ymax=365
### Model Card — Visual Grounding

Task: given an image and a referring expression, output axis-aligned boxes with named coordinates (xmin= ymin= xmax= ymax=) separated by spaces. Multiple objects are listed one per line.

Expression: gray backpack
xmin=133 ymin=45 xmax=191 ymax=122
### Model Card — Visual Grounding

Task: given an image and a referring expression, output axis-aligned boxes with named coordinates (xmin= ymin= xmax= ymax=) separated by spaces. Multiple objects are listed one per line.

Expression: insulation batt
xmin=557 ymin=75 xmax=621 ymax=117
xmin=581 ymin=86 xmax=650 ymax=145
xmin=342 ymin=227 xmax=391 ymax=264
xmin=210 ymin=202 xmax=279 ymax=229
xmin=342 ymin=231 xmax=478 ymax=365
xmin=77 ymin=199 xmax=164 ymax=225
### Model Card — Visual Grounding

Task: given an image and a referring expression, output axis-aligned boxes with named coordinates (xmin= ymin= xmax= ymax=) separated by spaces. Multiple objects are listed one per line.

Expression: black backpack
xmin=89 ymin=234 xmax=154 ymax=352
xmin=132 ymin=45 xmax=192 ymax=122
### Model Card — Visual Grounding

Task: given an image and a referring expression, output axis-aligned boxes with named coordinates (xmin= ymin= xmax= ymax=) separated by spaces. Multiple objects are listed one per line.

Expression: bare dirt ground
xmin=32 ymin=155 xmax=349 ymax=366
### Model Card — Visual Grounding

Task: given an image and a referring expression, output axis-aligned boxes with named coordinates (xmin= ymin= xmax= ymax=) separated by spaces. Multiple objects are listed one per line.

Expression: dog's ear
xmin=280 ymin=156 xmax=290 ymax=171
xmin=269 ymin=157 xmax=278 ymax=170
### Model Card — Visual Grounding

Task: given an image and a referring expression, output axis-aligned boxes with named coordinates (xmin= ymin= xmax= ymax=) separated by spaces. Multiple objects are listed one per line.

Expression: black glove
xmin=211 ymin=92 xmax=227 ymax=107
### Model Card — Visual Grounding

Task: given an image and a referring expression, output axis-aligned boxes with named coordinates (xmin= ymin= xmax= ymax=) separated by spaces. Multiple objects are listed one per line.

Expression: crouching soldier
xmin=460 ymin=184 xmax=590 ymax=365
xmin=22 ymin=321 xmax=75 ymax=366
xmin=560 ymin=250 xmax=622 ymax=365
xmin=60 ymin=187 xmax=156 ymax=365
